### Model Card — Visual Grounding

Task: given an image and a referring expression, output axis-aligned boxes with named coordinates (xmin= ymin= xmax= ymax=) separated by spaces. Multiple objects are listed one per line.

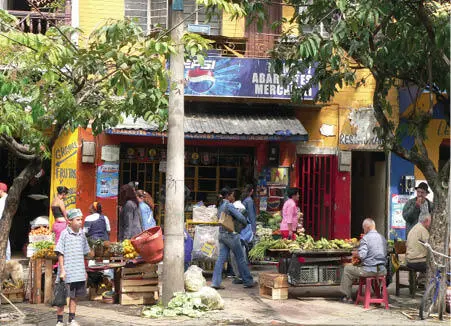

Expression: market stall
xmin=250 ymin=231 xmax=357 ymax=287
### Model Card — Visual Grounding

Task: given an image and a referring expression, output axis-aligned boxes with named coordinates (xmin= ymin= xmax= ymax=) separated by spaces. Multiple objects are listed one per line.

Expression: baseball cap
xmin=67 ymin=208 xmax=83 ymax=220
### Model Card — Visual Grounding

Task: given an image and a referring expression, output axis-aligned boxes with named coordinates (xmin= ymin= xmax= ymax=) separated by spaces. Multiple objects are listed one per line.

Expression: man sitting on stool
xmin=406 ymin=214 xmax=431 ymax=274
xmin=339 ymin=218 xmax=387 ymax=303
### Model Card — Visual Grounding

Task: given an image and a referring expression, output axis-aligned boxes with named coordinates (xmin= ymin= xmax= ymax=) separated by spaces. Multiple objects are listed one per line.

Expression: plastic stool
xmin=355 ymin=275 xmax=389 ymax=309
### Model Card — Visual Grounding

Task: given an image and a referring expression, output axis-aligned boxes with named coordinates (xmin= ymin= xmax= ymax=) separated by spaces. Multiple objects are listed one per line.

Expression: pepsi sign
xmin=183 ymin=57 xmax=318 ymax=100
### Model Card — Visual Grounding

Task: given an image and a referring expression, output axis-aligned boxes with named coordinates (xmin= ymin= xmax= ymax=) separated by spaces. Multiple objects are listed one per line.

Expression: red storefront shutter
xmin=299 ymin=155 xmax=337 ymax=239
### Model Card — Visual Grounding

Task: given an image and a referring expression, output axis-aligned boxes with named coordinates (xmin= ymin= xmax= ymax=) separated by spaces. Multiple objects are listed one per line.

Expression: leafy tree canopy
xmin=265 ymin=0 xmax=449 ymax=185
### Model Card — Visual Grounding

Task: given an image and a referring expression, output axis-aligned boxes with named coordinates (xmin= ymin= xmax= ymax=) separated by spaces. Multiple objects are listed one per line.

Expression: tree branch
xmin=2 ymin=135 xmax=34 ymax=155
xmin=28 ymin=3 xmax=79 ymax=54
xmin=417 ymin=0 xmax=450 ymax=66
xmin=0 ymin=135 xmax=37 ymax=160
xmin=439 ymin=159 xmax=450 ymax=184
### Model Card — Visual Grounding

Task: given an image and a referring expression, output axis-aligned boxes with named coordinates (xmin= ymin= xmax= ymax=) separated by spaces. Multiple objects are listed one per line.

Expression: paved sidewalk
xmin=2 ymin=266 xmax=448 ymax=325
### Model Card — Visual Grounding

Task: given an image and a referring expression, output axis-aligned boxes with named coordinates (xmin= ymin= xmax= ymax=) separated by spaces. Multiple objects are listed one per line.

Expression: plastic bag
xmin=184 ymin=265 xmax=206 ymax=292
xmin=192 ymin=205 xmax=218 ymax=222
xmin=191 ymin=226 xmax=219 ymax=261
xmin=190 ymin=286 xmax=224 ymax=310
xmin=52 ymin=280 xmax=67 ymax=307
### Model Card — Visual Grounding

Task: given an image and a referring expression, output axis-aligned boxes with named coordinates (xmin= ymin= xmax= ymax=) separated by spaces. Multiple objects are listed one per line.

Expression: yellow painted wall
xmin=221 ymin=12 xmax=245 ymax=38
xmin=79 ymin=0 xmax=124 ymax=35
xmin=282 ymin=5 xmax=297 ymax=35
xmin=401 ymin=93 xmax=450 ymax=179
xmin=297 ymin=69 xmax=399 ymax=151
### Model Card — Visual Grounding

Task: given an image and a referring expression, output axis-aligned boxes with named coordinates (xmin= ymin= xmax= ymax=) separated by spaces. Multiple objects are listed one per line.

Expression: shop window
xmin=119 ymin=144 xmax=254 ymax=225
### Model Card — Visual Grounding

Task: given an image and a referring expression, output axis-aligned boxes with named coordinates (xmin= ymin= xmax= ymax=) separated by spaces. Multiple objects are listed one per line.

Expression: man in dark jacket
xmin=402 ymin=182 xmax=433 ymax=235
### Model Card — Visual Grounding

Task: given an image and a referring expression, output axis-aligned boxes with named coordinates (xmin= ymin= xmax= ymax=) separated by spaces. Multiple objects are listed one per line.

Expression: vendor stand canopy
xmin=106 ymin=111 xmax=308 ymax=141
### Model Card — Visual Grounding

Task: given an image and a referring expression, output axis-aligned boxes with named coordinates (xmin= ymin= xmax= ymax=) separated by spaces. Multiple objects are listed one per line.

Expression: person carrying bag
xmin=211 ymin=187 xmax=254 ymax=290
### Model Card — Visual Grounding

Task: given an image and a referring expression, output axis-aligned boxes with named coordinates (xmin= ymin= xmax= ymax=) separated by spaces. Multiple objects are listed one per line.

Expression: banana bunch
xmin=121 ymin=239 xmax=138 ymax=259
xmin=32 ymin=245 xmax=57 ymax=259
xmin=2 ymin=279 xmax=24 ymax=289
xmin=329 ymin=239 xmax=354 ymax=249
xmin=296 ymin=235 xmax=315 ymax=250
xmin=268 ymin=239 xmax=301 ymax=250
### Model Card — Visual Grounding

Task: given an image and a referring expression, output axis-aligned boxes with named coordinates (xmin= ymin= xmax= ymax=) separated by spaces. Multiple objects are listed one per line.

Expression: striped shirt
xmin=55 ymin=226 xmax=90 ymax=283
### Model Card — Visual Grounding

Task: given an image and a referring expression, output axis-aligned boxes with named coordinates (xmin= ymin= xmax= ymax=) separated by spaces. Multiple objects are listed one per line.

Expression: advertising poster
xmin=49 ymin=129 xmax=79 ymax=225
xmin=96 ymin=163 xmax=119 ymax=198
xmin=391 ymin=194 xmax=412 ymax=229
xmin=184 ymin=57 xmax=318 ymax=100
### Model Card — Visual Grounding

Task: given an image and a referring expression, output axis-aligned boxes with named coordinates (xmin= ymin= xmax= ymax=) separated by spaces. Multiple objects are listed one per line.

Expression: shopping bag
xmin=218 ymin=211 xmax=234 ymax=232
xmin=52 ymin=280 xmax=67 ymax=307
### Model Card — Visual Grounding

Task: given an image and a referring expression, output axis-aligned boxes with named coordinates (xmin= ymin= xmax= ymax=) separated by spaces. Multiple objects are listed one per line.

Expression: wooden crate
xmin=259 ymin=273 xmax=289 ymax=300
xmin=119 ymin=263 xmax=159 ymax=305
xmin=1 ymin=288 xmax=24 ymax=303
xmin=259 ymin=286 xmax=288 ymax=300
xmin=259 ymin=273 xmax=288 ymax=289
xmin=119 ymin=278 xmax=159 ymax=305
xmin=121 ymin=263 xmax=158 ymax=280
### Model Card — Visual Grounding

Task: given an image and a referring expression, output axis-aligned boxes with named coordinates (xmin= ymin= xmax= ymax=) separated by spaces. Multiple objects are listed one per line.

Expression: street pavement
xmin=2 ymin=265 xmax=448 ymax=325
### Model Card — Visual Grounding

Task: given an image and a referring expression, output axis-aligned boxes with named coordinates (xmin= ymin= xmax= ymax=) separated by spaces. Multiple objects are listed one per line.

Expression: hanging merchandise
xmin=126 ymin=148 xmax=136 ymax=159
xmin=201 ymin=152 xmax=211 ymax=165
xmin=136 ymin=148 xmax=145 ymax=161
xmin=148 ymin=148 xmax=158 ymax=161
xmin=191 ymin=152 xmax=199 ymax=165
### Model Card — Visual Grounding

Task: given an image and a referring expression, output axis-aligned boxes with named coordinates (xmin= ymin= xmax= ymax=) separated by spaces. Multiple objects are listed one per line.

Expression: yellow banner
xmin=49 ymin=129 xmax=79 ymax=226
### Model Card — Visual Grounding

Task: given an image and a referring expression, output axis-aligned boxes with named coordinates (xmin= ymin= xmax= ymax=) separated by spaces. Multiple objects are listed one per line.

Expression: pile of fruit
xmin=2 ymin=278 xmax=24 ymax=290
xmin=249 ymin=235 xmax=359 ymax=261
xmin=29 ymin=226 xmax=52 ymax=235
xmin=297 ymin=235 xmax=357 ymax=250
xmin=31 ymin=240 xmax=56 ymax=259
xmin=121 ymin=239 xmax=138 ymax=259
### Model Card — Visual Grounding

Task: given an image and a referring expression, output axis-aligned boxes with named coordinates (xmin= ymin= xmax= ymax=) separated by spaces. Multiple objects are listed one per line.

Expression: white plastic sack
xmin=191 ymin=226 xmax=219 ymax=261
xmin=193 ymin=206 xmax=218 ymax=222
xmin=190 ymin=286 xmax=224 ymax=310
xmin=29 ymin=216 xmax=49 ymax=228
xmin=184 ymin=265 xmax=206 ymax=292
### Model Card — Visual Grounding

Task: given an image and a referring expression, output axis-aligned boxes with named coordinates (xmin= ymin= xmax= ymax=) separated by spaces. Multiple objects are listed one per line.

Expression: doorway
xmin=351 ymin=151 xmax=387 ymax=237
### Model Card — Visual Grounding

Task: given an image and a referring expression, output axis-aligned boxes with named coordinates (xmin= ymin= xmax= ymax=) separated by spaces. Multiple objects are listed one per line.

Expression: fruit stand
xmin=250 ymin=234 xmax=357 ymax=287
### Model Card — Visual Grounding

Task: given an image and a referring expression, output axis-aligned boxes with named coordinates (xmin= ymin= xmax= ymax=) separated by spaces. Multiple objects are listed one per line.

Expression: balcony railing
xmin=8 ymin=10 xmax=67 ymax=34
xmin=207 ymin=33 xmax=281 ymax=58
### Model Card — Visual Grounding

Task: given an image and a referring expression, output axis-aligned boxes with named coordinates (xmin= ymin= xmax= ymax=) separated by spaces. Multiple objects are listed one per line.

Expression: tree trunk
xmin=0 ymin=159 xmax=41 ymax=277
xmin=162 ymin=7 xmax=185 ymax=305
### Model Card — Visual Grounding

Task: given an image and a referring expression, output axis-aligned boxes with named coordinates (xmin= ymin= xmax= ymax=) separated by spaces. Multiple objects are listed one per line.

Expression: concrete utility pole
xmin=162 ymin=0 xmax=185 ymax=306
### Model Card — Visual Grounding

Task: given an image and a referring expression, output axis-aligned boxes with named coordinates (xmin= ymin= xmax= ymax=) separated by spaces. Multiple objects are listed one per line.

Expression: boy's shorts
xmin=66 ymin=281 xmax=87 ymax=298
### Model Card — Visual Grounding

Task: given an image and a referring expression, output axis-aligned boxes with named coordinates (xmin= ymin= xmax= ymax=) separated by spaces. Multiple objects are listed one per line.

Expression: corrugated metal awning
xmin=106 ymin=112 xmax=308 ymax=141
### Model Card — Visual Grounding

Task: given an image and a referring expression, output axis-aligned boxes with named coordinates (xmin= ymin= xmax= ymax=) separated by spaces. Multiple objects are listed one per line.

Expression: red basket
xmin=131 ymin=227 xmax=164 ymax=264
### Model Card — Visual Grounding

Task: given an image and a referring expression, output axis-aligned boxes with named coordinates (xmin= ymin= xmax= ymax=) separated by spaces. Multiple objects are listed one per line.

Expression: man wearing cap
xmin=402 ymin=182 xmax=434 ymax=235
xmin=0 ymin=182 xmax=11 ymax=261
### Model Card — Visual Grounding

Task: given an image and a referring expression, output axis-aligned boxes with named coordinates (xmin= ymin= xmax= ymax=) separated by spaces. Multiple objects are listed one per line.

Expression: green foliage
xmin=272 ymin=0 xmax=449 ymax=107
xmin=0 ymin=1 xmax=248 ymax=159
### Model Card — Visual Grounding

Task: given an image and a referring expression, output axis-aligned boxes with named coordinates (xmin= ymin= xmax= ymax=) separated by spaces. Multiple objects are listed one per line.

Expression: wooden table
xmin=29 ymin=258 xmax=56 ymax=304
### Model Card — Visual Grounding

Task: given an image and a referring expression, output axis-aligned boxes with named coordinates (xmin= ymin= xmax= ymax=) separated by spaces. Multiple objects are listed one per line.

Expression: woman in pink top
xmin=280 ymin=188 xmax=300 ymax=240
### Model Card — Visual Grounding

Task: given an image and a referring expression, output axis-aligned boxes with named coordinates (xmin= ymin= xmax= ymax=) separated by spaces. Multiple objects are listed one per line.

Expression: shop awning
xmin=106 ymin=112 xmax=308 ymax=141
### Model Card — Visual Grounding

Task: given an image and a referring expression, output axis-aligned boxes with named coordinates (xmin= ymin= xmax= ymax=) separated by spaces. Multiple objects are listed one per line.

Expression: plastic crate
xmin=318 ymin=265 xmax=342 ymax=285
xmin=287 ymin=265 xmax=318 ymax=285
